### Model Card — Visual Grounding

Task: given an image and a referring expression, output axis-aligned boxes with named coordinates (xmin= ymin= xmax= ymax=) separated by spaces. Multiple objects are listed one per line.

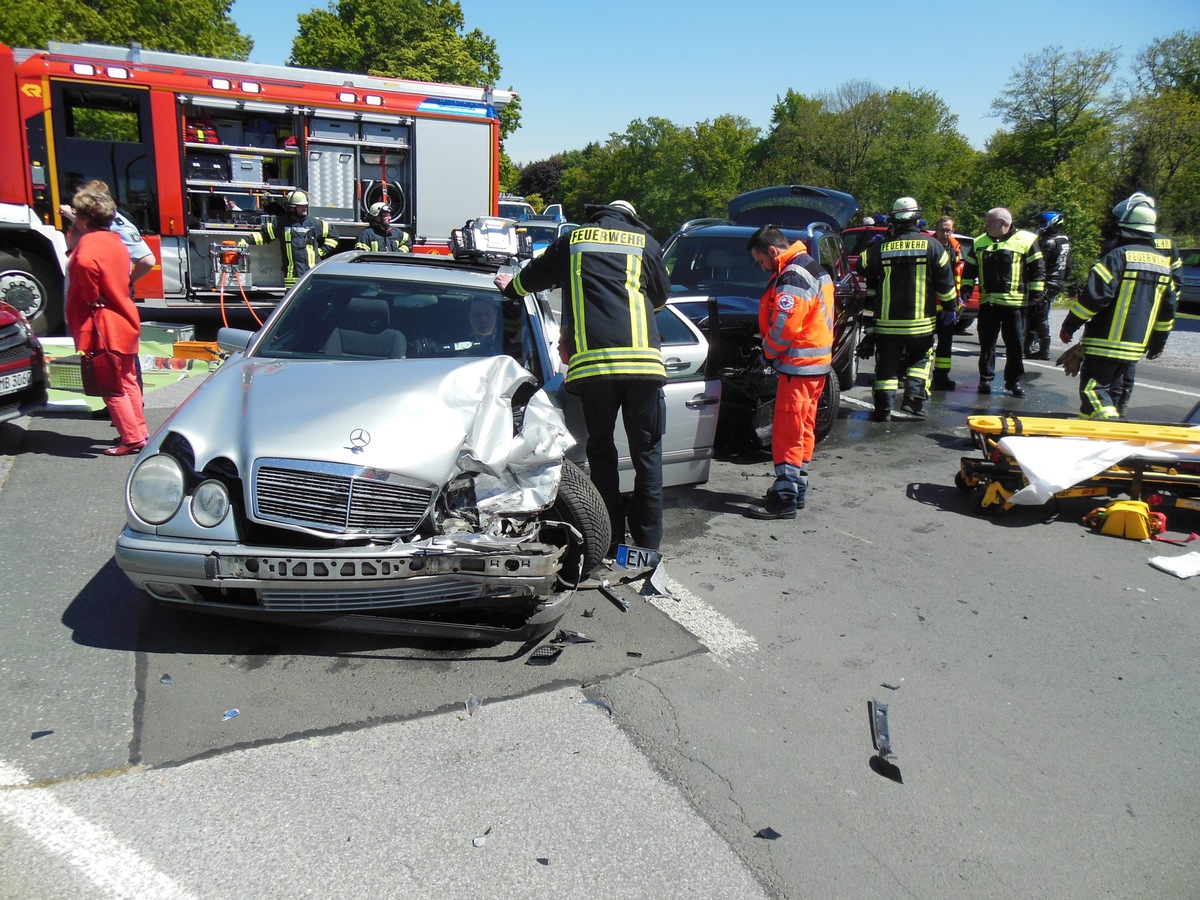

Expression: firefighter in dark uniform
xmin=1110 ymin=192 xmax=1182 ymax=416
xmin=856 ymin=197 xmax=957 ymax=421
xmin=1025 ymin=210 xmax=1071 ymax=359
xmin=245 ymin=190 xmax=339 ymax=287
xmin=961 ymin=208 xmax=1045 ymax=397
xmin=494 ymin=200 xmax=670 ymax=555
xmin=355 ymin=202 xmax=410 ymax=252
xmin=1062 ymin=194 xmax=1177 ymax=419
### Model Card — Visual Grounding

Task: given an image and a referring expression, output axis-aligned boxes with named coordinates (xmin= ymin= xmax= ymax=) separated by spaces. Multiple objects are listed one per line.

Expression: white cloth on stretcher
xmin=996 ymin=436 xmax=1200 ymax=505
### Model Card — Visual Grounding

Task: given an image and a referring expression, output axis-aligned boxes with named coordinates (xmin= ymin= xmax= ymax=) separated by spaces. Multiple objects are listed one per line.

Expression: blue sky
xmin=230 ymin=0 xmax=1200 ymax=166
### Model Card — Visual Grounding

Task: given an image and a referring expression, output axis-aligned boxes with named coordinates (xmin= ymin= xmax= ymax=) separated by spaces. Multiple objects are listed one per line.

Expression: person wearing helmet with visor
xmin=245 ymin=190 xmax=339 ymax=287
xmin=856 ymin=197 xmax=956 ymax=421
xmin=1059 ymin=193 xmax=1176 ymax=419
xmin=355 ymin=202 xmax=410 ymax=253
xmin=1025 ymin=211 xmax=1071 ymax=359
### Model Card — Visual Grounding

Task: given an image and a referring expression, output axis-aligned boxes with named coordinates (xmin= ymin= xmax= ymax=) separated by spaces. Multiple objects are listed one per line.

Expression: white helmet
xmin=890 ymin=196 xmax=921 ymax=223
xmin=367 ymin=202 xmax=391 ymax=219
xmin=608 ymin=199 xmax=637 ymax=217
xmin=285 ymin=190 xmax=309 ymax=209
xmin=1113 ymin=192 xmax=1157 ymax=233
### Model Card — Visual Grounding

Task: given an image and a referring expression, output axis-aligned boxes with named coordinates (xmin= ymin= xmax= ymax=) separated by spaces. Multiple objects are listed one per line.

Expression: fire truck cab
xmin=0 ymin=41 xmax=515 ymax=333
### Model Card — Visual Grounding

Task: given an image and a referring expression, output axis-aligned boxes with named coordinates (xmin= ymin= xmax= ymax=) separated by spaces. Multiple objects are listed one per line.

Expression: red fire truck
xmin=0 ymin=41 xmax=515 ymax=333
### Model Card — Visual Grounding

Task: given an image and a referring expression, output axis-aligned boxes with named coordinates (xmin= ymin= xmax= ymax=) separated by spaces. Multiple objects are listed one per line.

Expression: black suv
xmin=661 ymin=185 xmax=865 ymax=448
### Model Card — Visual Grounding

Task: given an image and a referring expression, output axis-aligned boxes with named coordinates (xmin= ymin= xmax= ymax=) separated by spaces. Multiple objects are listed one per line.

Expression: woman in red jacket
xmin=65 ymin=184 xmax=148 ymax=455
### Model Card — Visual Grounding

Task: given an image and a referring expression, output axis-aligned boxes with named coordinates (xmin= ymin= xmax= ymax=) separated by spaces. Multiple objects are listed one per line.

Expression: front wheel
xmin=544 ymin=459 xmax=612 ymax=582
xmin=0 ymin=250 xmax=63 ymax=336
xmin=814 ymin=374 xmax=839 ymax=444
xmin=835 ymin=321 xmax=860 ymax=390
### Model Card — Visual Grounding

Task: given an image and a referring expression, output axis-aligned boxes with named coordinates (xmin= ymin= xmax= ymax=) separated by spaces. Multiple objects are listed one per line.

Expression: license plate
xmin=615 ymin=544 xmax=660 ymax=569
xmin=0 ymin=368 xmax=32 ymax=396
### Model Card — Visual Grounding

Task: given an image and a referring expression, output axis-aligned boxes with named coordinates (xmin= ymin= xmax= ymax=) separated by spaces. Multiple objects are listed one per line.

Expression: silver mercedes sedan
xmin=115 ymin=225 xmax=721 ymax=640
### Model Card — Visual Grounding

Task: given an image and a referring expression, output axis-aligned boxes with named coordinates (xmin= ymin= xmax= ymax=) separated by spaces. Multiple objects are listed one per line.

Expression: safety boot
xmin=900 ymin=396 xmax=926 ymax=419
xmin=931 ymin=371 xmax=957 ymax=391
xmin=745 ymin=492 xmax=797 ymax=520
xmin=870 ymin=392 xmax=892 ymax=422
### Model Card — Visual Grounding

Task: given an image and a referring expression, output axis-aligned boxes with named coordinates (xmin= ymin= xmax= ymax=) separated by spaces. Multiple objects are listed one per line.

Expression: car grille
xmin=260 ymin=580 xmax=484 ymax=612
xmin=252 ymin=458 xmax=436 ymax=537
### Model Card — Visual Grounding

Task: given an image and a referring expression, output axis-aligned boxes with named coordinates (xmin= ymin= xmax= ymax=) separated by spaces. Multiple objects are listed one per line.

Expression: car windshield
xmin=252 ymin=274 xmax=533 ymax=367
xmin=520 ymin=222 xmax=560 ymax=245
xmin=1180 ymin=249 xmax=1200 ymax=267
xmin=664 ymin=235 xmax=770 ymax=295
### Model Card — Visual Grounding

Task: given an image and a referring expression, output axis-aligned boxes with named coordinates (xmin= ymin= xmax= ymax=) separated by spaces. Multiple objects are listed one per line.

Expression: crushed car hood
xmin=158 ymin=355 xmax=574 ymax=509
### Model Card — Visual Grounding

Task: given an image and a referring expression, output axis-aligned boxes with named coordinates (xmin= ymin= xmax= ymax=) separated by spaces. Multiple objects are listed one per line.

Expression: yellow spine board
xmin=968 ymin=414 xmax=1200 ymax=448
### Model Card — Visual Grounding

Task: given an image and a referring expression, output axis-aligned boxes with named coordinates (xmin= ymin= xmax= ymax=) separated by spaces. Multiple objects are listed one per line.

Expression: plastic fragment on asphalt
xmin=525 ymin=645 xmax=562 ymax=665
xmin=868 ymin=699 xmax=904 ymax=783
xmin=222 ymin=709 xmax=240 ymax=721
xmin=754 ymin=827 xmax=782 ymax=840
xmin=553 ymin=629 xmax=594 ymax=644
xmin=647 ymin=560 xmax=671 ymax=596
xmin=536 ymin=857 xmax=550 ymax=866
xmin=882 ymin=682 xmax=901 ymax=691
xmin=160 ymin=674 xmax=173 ymax=686
xmin=472 ymin=826 xmax=492 ymax=847
xmin=581 ymin=607 xmax=595 ymax=617
xmin=1148 ymin=551 xmax=1200 ymax=578
xmin=579 ymin=698 xmax=613 ymax=717
xmin=598 ymin=580 xmax=630 ymax=612
xmin=465 ymin=695 xmax=482 ymax=716
xmin=626 ymin=651 xmax=643 ymax=658
xmin=31 ymin=730 xmax=53 ymax=740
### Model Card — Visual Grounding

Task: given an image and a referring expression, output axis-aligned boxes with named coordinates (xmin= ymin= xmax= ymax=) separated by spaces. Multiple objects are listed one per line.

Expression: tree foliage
xmin=0 ymin=0 xmax=251 ymax=60
xmin=289 ymin=0 xmax=520 ymax=139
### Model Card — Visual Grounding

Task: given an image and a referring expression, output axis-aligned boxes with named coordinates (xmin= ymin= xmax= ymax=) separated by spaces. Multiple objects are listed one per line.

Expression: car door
xmin=554 ymin=305 xmax=721 ymax=491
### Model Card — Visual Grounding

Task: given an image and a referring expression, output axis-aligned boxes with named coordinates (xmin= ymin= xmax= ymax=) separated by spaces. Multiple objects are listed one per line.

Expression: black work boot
xmin=745 ymin=492 xmax=798 ymax=520
xmin=1006 ymin=381 xmax=1026 ymax=399
xmin=870 ymin=392 xmax=892 ymax=422
xmin=931 ymin=371 xmax=957 ymax=391
xmin=900 ymin=396 xmax=926 ymax=419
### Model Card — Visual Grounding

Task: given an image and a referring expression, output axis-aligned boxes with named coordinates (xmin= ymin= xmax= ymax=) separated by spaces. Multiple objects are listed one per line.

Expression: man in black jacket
xmin=495 ymin=200 xmax=670 ymax=555
xmin=1059 ymin=195 xmax=1175 ymax=419
xmin=1026 ymin=211 xmax=1070 ymax=359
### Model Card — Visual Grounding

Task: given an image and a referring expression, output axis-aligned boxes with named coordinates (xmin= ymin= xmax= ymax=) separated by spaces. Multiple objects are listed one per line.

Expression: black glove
xmin=1146 ymin=332 xmax=1168 ymax=360
xmin=857 ymin=332 xmax=875 ymax=359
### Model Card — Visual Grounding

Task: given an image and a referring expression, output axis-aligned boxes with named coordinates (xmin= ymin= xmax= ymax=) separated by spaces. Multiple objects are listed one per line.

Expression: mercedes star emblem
xmin=346 ymin=428 xmax=371 ymax=453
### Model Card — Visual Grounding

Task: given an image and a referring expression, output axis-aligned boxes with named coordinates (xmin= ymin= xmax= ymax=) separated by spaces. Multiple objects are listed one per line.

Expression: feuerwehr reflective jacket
xmin=505 ymin=206 xmax=670 ymax=385
xmin=856 ymin=223 xmax=956 ymax=336
xmin=1063 ymin=233 xmax=1176 ymax=361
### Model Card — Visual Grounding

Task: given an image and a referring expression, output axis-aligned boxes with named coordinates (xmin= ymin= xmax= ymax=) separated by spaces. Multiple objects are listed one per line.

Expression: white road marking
xmin=0 ymin=761 xmax=195 ymax=900
xmin=643 ymin=571 xmax=758 ymax=662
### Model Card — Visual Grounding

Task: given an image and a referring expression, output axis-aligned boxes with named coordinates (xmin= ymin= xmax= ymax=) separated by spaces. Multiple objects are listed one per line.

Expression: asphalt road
xmin=1 ymin=311 xmax=1199 ymax=898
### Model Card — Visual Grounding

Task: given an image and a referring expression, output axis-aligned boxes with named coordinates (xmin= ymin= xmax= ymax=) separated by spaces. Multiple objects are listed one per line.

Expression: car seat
xmin=324 ymin=296 xmax=407 ymax=359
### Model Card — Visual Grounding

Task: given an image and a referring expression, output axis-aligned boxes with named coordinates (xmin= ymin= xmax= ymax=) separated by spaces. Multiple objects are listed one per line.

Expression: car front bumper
xmin=115 ymin=529 xmax=573 ymax=640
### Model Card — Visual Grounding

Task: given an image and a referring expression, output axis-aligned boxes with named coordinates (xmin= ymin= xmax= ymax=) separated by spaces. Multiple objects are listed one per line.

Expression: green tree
xmin=0 ymin=0 xmax=251 ymax=60
xmin=990 ymin=45 xmax=1120 ymax=179
xmin=289 ymin=0 xmax=520 ymax=139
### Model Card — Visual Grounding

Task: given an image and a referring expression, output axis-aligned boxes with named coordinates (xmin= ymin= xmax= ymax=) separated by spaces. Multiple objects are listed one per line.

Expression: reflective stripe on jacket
xmin=962 ymin=228 xmax=1045 ymax=308
xmin=758 ymin=241 xmax=833 ymax=377
xmin=1064 ymin=237 xmax=1176 ymax=361
xmin=253 ymin=215 xmax=339 ymax=285
xmin=856 ymin=226 xmax=956 ymax=336
xmin=505 ymin=208 xmax=669 ymax=384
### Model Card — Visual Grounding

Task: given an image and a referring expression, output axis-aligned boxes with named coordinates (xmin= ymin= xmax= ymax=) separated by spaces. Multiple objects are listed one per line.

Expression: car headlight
xmin=129 ymin=454 xmax=185 ymax=525
xmin=191 ymin=479 xmax=230 ymax=527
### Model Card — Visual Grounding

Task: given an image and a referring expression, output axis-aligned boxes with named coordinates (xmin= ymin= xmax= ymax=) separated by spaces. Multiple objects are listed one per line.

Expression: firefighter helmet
xmin=1113 ymin=193 xmax=1157 ymax=233
xmin=890 ymin=196 xmax=921 ymax=222
xmin=285 ymin=190 xmax=309 ymax=209
xmin=367 ymin=202 xmax=391 ymax=219
xmin=1037 ymin=211 xmax=1063 ymax=235
xmin=608 ymin=199 xmax=637 ymax=217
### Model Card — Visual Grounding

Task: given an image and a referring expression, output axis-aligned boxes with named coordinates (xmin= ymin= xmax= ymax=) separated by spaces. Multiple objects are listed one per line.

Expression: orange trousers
xmin=104 ymin=352 xmax=149 ymax=446
xmin=772 ymin=373 xmax=824 ymax=467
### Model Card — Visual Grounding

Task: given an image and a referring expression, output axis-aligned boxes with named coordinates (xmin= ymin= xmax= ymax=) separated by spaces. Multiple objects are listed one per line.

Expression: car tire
xmin=835 ymin=321 xmax=860 ymax=390
xmin=546 ymin=458 xmax=612 ymax=582
xmin=814 ymin=374 xmax=839 ymax=444
xmin=0 ymin=250 xmax=63 ymax=336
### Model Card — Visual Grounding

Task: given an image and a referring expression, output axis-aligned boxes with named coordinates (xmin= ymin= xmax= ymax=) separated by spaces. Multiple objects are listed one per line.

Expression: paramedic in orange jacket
xmin=743 ymin=226 xmax=834 ymax=520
